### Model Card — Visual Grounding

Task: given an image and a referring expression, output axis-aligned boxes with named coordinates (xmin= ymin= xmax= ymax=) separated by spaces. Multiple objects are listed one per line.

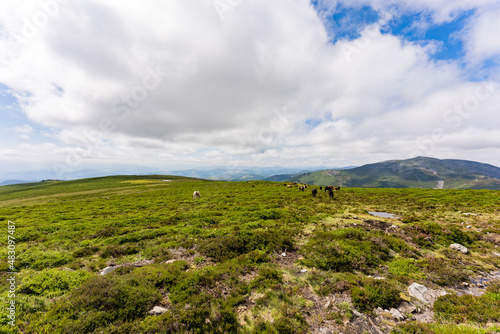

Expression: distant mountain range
xmin=167 ymin=167 xmax=330 ymax=181
xmin=2 ymin=157 xmax=499 ymax=189
xmin=0 ymin=166 xmax=332 ymax=185
xmin=288 ymin=157 xmax=500 ymax=189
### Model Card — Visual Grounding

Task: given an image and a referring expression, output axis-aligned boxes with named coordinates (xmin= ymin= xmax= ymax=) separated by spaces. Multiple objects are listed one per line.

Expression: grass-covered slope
xmin=0 ymin=175 xmax=499 ymax=333
xmin=289 ymin=157 xmax=500 ymax=189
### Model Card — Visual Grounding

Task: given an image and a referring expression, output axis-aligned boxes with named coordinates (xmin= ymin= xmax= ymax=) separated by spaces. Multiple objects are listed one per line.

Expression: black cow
xmin=328 ymin=189 xmax=334 ymax=199
xmin=311 ymin=188 xmax=318 ymax=197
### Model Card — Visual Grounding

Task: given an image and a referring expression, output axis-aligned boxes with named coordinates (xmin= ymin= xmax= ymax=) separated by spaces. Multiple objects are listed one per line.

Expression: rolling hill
xmin=288 ymin=157 xmax=500 ymax=189
xmin=0 ymin=175 xmax=500 ymax=333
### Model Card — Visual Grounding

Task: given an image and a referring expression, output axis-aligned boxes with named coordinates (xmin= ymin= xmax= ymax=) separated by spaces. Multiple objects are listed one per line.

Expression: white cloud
xmin=5 ymin=124 xmax=33 ymax=139
xmin=461 ymin=6 xmax=500 ymax=66
xmin=0 ymin=0 xmax=499 ymax=170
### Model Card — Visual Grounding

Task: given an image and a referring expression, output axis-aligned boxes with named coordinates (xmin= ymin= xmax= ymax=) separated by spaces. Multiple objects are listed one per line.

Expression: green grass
xmin=0 ymin=175 xmax=499 ymax=333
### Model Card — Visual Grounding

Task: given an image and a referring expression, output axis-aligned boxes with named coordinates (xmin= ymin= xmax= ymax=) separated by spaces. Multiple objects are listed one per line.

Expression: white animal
xmin=193 ymin=191 xmax=201 ymax=199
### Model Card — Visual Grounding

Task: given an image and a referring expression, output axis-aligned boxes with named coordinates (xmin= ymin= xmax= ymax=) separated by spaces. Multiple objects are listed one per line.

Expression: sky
xmin=1 ymin=0 xmax=500 ymax=175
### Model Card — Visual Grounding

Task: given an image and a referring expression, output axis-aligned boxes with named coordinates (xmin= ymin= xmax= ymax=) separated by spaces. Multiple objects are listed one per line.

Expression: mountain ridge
xmin=288 ymin=157 xmax=500 ymax=189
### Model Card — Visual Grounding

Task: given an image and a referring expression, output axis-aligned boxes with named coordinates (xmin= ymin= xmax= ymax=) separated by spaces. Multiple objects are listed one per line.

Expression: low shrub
xmin=19 ymin=250 xmax=71 ymax=269
xmin=18 ymin=268 xmax=93 ymax=297
xmin=419 ymin=257 xmax=468 ymax=286
xmin=199 ymin=229 xmax=295 ymax=262
xmin=433 ymin=281 xmax=500 ymax=323
xmin=388 ymin=258 xmax=425 ymax=282
xmin=57 ymin=273 xmax=162 ymax=333
xmin=300 ymin=228 xmax=396 ymax=273
xmin=350 ymin=278 xmax=401 ymax=312
xmin=100 ymin=244 xmax=139 ymax=258
xmin=249 ymin=267 xmax=283 ymax=291
xmin=73 ymin=246 xmax=99 ymax=258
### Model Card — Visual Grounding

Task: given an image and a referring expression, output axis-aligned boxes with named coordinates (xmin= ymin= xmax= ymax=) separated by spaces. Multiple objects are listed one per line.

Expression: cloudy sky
xmin=1 ymin=0 xmax=499 ymax=174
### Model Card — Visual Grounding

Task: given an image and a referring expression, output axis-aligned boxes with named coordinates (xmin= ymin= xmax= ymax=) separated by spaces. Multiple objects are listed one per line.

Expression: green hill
xmin=0 ymin=175 xmax=499 ymax=333
xmin=289 ymin=157 xmax=500 ymax=189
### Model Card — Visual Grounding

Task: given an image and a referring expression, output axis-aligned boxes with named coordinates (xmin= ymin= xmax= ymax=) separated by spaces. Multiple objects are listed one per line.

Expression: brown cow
xmin=286 ymin=185 xmax=293 ymax=188
xmin=311 ymin=188 xmax=318 ymax=197
xmin=328 ymin=189 xmax=334 ymax=199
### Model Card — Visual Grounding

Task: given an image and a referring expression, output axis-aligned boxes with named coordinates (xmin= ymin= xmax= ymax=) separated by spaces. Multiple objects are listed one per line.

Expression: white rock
xmin=281 ymin=252 xmax=287 ymax=257
xmin=100 ymin=266 xmax=116 ymax=275
xmin=148 ymin=306 xmax=169 ymax=315
xmin=352 ymin=309 xmax=363 ymax=318
xmin=449 ymin=243 xmax=468 ymax=254
xmin=398 ymin=301 xmax=416 ymax=314
xmin=389 ymin=308 xmax=405 ymax=321
xmin=300 ymin=269 xmax=307 ymax=273
xmin=165 ymin=259 xmax=178 ymax=264
xmin=493 ymin=252 xmax=500 ymax=257
xmin=408 ymin=283 xmax=428 ymax=303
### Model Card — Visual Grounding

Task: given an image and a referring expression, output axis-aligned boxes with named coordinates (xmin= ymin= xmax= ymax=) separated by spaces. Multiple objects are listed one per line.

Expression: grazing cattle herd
xmin=192 ymin=183 xmax=341 ymax=199
xmin=284 ymin=182 xmax=341 ymax=198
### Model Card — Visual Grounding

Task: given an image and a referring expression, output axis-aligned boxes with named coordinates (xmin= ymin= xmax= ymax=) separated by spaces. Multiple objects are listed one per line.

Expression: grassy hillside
xmin=0 ymin=175 xmax=499 ymax=333
xmin=289 ymin=157 xmax=500 ymax=189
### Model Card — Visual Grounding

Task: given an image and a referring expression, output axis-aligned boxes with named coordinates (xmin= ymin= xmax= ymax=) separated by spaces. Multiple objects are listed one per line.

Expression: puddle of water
xmin=368 ymin=211 xmax=400 ymax=219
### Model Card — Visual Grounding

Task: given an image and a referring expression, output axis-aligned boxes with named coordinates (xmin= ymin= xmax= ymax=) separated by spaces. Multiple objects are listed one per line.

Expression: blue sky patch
xmin=385 ymin=10 xmax=474 ymax=61
xmin=305 ymin=118 xmax=322 ymax=129
xmin=312 ymin=2 xmax=474 ymax=64
xmin=312 ymin=2 xmax=380 ymax=42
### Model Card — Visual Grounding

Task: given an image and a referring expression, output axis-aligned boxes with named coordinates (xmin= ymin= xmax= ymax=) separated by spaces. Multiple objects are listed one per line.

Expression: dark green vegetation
xmin=0 ymin=175 xmax=499 ymax=333
xmin=289 ymin=156 xmax=500 ymax=189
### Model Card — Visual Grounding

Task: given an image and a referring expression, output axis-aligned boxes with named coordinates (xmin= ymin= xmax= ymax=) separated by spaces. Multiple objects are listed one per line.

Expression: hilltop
xmin=288 ymin=157 xmax=500 ymax=189
xmin=0 ymin=175 xmax=499 ymax=333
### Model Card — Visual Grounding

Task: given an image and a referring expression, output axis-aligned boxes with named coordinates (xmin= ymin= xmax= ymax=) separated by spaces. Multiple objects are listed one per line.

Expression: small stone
xmin=398 ymin=301 xmax=416 ymax=314
xmin=389 ymin=308 xmax=405 ymax=321
xmin=300 ymin=269 xmax=307 ymax=273
xmin=493 ymin=252 xmax=500 ymax=257
xmin=324 ymin=299 xmax=330 ymax=309
xmin=281 ymin=252 xmax=287 ymax=257
xmin=352 ymin=309 xmax=363 ymax=318
xmin=100 ymin=266 xmax=116 ymax=275
xmin=408 ymin=283 xmax=428 ymax=303
xmin=466 ymin=225 xmax=471 ymax=229
xmin=165 ymin=259 xmax=178 ymax=264
xmin=148 ymin=306 xmax=168 ymax=315
xmin=449 ymin=243 xmax=468 ymax=254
